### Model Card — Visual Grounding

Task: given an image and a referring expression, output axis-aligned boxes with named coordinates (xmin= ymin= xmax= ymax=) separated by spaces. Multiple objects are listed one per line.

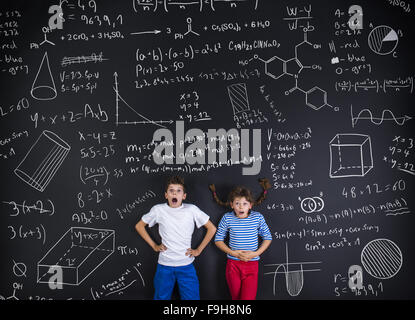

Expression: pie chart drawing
xmin=368 ymin=25 xmax=399 ymax=55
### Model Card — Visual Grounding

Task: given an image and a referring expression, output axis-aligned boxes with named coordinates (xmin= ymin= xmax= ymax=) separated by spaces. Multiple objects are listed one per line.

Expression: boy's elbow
xmin=135 ymin=220 xmax=144 ymax=232
xmin=205 ymin=220 xmax=216 ymax=233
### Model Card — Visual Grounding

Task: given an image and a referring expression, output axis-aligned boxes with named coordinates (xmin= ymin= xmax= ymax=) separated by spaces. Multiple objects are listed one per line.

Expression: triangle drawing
xmin=383 ymin=29 xmax=398 ymax=42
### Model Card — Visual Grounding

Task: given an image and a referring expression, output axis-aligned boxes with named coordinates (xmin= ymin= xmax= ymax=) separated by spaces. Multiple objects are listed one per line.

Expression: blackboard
xmin=0 ymin=0 xmax=414 ymax=301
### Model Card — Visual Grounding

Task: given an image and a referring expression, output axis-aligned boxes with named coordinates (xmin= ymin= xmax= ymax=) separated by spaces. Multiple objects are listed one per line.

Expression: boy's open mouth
xmin=172 ymin=198 xmax=178 ymax=204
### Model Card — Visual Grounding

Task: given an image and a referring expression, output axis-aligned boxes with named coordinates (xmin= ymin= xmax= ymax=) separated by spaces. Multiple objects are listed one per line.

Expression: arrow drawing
xmin=130 ymin=30 xmax=161 ymax=35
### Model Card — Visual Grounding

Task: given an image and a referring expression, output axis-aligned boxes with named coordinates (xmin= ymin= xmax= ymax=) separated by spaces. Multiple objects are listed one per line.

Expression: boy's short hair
xmin=228 ymin=186 xmax=254 ymax=204
xmin=165 ymin=175 xmax=186 ymax=193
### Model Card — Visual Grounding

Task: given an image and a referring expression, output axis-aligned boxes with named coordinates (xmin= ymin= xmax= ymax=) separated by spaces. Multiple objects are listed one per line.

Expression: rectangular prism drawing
xmin=37 ymin=227 xmax=115 ymax=286
xmin=329 ymin=133 xmax=373 ymax=178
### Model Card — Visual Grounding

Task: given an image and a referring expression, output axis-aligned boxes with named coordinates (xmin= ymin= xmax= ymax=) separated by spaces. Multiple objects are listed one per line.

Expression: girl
xmin=210 ymin=179 xmax=272 ymax=300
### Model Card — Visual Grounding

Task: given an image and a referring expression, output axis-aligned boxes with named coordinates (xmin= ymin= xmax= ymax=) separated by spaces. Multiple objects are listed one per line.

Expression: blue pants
xmin=153 ymin=263 xmax=200 ymax=300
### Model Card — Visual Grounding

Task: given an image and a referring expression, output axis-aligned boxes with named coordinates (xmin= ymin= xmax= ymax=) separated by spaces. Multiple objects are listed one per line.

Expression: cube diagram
xmin=37 ymin=227 xmax=115 ymax=286
xmin=329 ymin=134 xmax=373 ymax=178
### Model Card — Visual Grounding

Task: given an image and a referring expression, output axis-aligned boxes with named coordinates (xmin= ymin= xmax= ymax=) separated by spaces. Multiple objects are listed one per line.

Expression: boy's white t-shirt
xmin=141 ymin=203 xmax=210 ymax=267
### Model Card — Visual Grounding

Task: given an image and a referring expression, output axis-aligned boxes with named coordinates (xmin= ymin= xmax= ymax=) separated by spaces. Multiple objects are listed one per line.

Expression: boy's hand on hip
xmin=153 ymin=244 xmax=167 ymax=252
xmin=186 ymin=248 xmax=200 ymax=257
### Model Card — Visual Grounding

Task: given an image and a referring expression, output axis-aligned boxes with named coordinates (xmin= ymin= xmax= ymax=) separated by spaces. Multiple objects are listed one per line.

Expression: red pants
xmin=226 ymin=259 xmax=259 ymax=300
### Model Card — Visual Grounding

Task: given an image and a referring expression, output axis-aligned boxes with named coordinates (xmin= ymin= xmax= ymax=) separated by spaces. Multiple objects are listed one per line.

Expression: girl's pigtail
xmin=254 ymin=178 xmax=271 ymax=205
xmin=208 ymin=184 xmax=229 ymax=207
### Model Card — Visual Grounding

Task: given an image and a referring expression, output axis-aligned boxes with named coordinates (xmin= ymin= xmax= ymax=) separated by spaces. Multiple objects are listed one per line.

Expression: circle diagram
xmin=300 ymin=197 xmax=325 ymax=213
xmin=368 ymin=25 xmax=399 ymax=55
xmin=361 ymin=238 xmax=403 ymax=279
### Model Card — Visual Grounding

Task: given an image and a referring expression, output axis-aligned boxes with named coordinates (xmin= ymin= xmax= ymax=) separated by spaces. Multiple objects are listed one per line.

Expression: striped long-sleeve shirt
xmin=214 ymin=211 xmax=272 ymax=261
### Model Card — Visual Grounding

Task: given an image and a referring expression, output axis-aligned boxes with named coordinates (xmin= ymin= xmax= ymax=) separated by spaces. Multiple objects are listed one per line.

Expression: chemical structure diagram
xmin=253 ymin=31 xmax=338 ymax=112
xmin=0 ymin=282 xmax=23 ymax=300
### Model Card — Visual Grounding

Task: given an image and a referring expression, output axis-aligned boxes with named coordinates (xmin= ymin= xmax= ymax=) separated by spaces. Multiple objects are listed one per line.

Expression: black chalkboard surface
xmin=0 ymin=0 xmax=414 ymax=300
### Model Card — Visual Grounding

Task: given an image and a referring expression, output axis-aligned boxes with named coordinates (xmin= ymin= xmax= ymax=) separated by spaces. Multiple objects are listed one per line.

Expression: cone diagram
xmin=30 ymin=52 xmax=57 ymax=100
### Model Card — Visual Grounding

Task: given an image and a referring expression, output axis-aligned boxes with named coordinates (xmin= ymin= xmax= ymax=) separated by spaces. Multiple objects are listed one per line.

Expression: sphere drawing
xmin=361 ymin=238 xmax=403 ymax=279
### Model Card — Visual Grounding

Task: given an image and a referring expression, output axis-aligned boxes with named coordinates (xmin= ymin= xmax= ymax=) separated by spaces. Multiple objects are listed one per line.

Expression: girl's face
xmin=230 ymin=196 xmax=252 ymax=219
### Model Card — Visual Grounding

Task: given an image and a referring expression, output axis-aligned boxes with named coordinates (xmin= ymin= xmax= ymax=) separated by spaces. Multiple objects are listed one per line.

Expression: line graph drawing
xmin=14 ymin=130 xmax=70 ymax=192
xmin=264 ymin=242 xmax=322 ymax=296
xmin=37 ymin=227 xmax=115 ymax=286
xmin=30 ymin=52 xmax=57 ymax=100
xmin=361 ymin=238 xmax=403 ymax=279
xmin=113 ymin=72 xmax=172 ymax=128
xmin=351 ymin=105 xmax=412 ymax=128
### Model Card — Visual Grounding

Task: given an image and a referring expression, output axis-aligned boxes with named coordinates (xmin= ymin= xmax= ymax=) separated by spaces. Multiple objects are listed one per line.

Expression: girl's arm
xmin=240 ymin=239 xmax=272 ymax=261
xmin=186 ymin=220 xmax=217 ymax=257
xmin=215 ymin=240 xmax=247 ymax=260
xmin=217 ymin=239 xmax=272 ymax=262
xmin=238 ymin=215 xmax=273 ymax=261
xmin=256 ymin=239 xmax=272 ymax=256
xmin=135 ymin=220 xmax=166 ymax=252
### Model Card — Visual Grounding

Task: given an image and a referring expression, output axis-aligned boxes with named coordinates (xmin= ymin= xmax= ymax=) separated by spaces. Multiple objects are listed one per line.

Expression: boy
xmin=135 ymin=175 xmax=216 ymax=300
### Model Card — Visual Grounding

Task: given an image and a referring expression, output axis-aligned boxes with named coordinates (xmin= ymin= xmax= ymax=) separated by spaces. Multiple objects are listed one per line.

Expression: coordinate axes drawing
xmin=350 ymin=105 xmax=412 ymax=127
xmin=264 ymin=242 xmax=322 ymax=296
xmin=113 ymin=72 xmax=172 ymax=128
